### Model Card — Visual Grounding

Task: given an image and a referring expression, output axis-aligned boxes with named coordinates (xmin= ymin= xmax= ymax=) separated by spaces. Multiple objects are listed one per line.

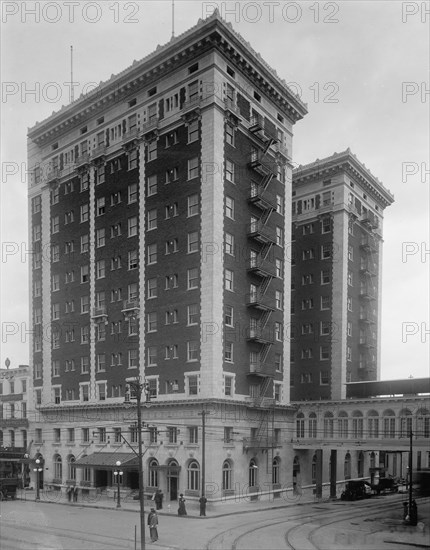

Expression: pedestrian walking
xmin=199 ymin=495 xmax=207 ymax=516
xmin=154 ymin=488 xmax=163 ymax=510
xmin=67 ymin=486 xmax=73 ymax=502
xmin=148 ymin=508 xmax=159 ymax=542
xmin=73 ymin=487 xmax=78 ymax=502
xmin=178 ymin=493 xmax=187 ymax=516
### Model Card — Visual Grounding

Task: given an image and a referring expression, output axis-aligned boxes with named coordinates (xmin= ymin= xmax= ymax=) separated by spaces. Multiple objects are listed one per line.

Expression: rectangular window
xmin=147 ymin=175 xmax=157 ymax=196
xmin=321 ymin=296 xmax=330 ymax=310
xmin=129 ymin=216 xmax=139 ymax=236
xmin=147 ymin=244 xmax=157 ymax=265
xmin=187 ymin=341 xmax=198 ymax=362
xmin=225 ymin=233 xmax=234 ymax=256
xmin=225 ymin=196 xmax=234 ymax=219
xmin=188 ymin=194 xmax=199 ymax=217
xmin=225 ymin=269 xmax=234 ymax=291
xmin=225 ymin=305 xmax=233 ymax=327
xmin=147 ymin=346 xmax=157 ymax=367
xmin=320 ymin=346 xmax=330 ymax=360
xmin=225 ymin=159 xmax=235 ymax=182
xmin=321 ymin=244 xmax=332 ymax=259
xmin=224 ymin=342 xmax=233 ymax=362
xmin=165 ymin=166 xmax=179 ymax=183
xmin=321 ymin=269 xmax=330 ymax=284
xmin=188 ymin=267 xmax=198 ymax=289
xmin=51 ymin=216 xmax=59 ymax=234
xmin=129 ymin=183 xmax=138 ymax=203
xmin=97 ymin=197 xmax=105 ymax=216
xmin=128 ymin=250 xmax=138 ymax=270
xmin=187 ymin=303 xmax=198 ymax=325
xmin=80 ymin=234 xmax=89 ymax=253
xmin=188 ymin=231 xmax=198 ymax=253
xmin=147 ymin=140 xmax=157 ymax=161
xmin=188 ymin=157 xmax=199 ymax=180
xmin=96 ymin=260 xmax=106 ymax=279
xmin=81 ymin=265 xmax=89 ymax=283
xmin=188 ymin=120 xmax=199 ymax=143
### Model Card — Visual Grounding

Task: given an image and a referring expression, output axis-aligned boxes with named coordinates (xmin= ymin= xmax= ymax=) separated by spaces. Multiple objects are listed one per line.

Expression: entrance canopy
xmin=74 ymin=452 xmax=139 ymax=469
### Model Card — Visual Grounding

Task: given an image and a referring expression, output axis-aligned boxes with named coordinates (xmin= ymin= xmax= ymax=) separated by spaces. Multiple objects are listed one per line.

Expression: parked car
xmin=341 ymin=480 xmax=373 ymax=501
xmin=372 ymin=477 xmax=398 ymax=495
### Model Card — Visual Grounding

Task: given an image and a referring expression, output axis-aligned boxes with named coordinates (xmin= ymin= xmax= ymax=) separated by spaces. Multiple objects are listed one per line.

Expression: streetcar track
xmin=206 ymin=496 xmax=424 ymax=550
xmin=2 ymin=518 xmax=134 ymax=549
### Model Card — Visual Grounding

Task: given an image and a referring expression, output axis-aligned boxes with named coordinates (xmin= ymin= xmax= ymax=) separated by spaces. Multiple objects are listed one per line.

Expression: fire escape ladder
xmin=260 ymin=275 xmax=272 ymax=296
xmin=260 ymin=242 xmax=273 ymax=261
xmin=260 ymin=310 xmax=272 ymax=329
xmin=262 ymin=172 xmax=274 ymax=190
xmin=263 ymin=138 xmax=276 ymax=155
xmin=261 ymin=207 xmax=274 ymax=226
xmin=259 ymin=342 xmax=271 ymax=364
xmin=259 ymin=376 xmax=272 ymax=399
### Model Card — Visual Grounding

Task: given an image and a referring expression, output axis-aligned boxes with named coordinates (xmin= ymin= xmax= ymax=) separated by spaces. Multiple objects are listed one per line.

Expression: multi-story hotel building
xmin=27 ymin=13 xmax=308 ymax=501
xmin=290 ymin=151 xmax=394 ymax=401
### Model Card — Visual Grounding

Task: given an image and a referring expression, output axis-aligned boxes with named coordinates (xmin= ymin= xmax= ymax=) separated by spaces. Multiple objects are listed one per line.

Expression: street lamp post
xmin=113 ymin=460 xmax=123 ymax=509
xmin=127 ymin=379 xmax=150 ymax=550
xmin=33 ymin=459 xmax=42 ymax=501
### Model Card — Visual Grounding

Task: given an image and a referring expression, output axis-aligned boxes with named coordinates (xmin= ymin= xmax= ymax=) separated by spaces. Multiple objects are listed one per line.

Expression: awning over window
xmin=74 ymin=452 xmax=139 ymax=469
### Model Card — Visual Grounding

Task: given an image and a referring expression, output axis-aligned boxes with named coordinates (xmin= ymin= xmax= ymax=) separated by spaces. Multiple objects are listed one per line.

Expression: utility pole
xmin=201 ymin=409 xmax=206 ymax=498
xmin=127 ymin=379 xmax=150 ymax=550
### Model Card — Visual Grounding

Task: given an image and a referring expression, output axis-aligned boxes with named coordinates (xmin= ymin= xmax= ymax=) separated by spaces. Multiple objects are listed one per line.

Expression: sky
xmin=1 ymin=0 xmax=429 ymax=380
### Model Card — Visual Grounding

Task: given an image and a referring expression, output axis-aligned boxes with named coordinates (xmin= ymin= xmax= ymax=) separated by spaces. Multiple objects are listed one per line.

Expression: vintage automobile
xmin=0 ymin=477 xmax=19 ymax=500
xmin=340 ymin=480 xmax=374 ymax=501
xmin=371 ymin=477 xmax=399 ymax=495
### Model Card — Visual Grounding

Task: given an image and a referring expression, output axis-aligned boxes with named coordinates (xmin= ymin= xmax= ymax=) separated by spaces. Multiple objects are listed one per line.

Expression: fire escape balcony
xmin=92 ymin=306 xmax=108 ymax=319
xmin=46 ymin=168 xmax=61 ymax=184
xmin=121 ymin=299 xmax=140 ymax=314
xmin=248 ymin=151 xmax=278 ymax=177
xmin=141 ymin=118 xmax=159 ymax=135
xmin=91 ymin=145 xmax=107 ymax=161
xmin=359 ymin=338 xmax=376 ymax=349
xmin=248 ymin=115 xmax=278 ymax=144
xmin=360 ymin=263 xmax=377 ymax=277
xmin=273 ymin=142 xmax=290 ymax=160
xmin=359 ymin=312 xmax=377 ymax=324
xmin=246 ymin=292 xmax=275 ymax=311
xmin=360 ymin=287 xmax=377 ymax=301
xmin=224 ymin=99 xmax=242 ymax=121
xmin=247 ymin=362 xmax=273 ymax=377
xmin=361 ymin=212 xmax=379 ymax=229
xmin=247 ymin=222 xmax=277 ymax=245
xmin=248 ymin=185 xmax=277 ymax=211
xmin=122 ymin=127 xmax=141 ymax=147
xmin=75 ymin=153 xmax=90 ymax=169
xmin=247 ymin=326 xmax=274 ymax=344
xmin=243 ymin=436 xmax=278 ymax=451
xmin=360 ymin=237 xmax=378 ymax=253
xmin=182 ymin=96 xmax=202 ymax=114
xmin=247 ymin=257 xmax=277 ymax=278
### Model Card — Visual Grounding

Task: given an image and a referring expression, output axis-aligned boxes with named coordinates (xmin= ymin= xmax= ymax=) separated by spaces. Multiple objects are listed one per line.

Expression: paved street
xmin=1 ymin=494 xmax=429 ymax=549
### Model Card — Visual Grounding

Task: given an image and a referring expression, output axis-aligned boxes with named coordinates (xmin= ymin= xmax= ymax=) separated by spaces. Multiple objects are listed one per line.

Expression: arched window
xmin=352 ymin=411 xmax=363 ymax=438
xmin=308 ymin=413 xmax=317 ymax=438
xmin=311 ymin=454 xmax=317 ymax=483
xmin=338 ymin=411 xmax=348 ymax=439
xmin=400 ymin=409 xmax=413 ymax=438
xmin=296 ymin=413 xmax=305 ymax=438
xmin=344 ymin=453 xmax=351 ymax=480
xmin=272 ymin=457 xmax=280 ymax=484
xmin=148 ymin=459 xmax=158 ymax=488
xmin=357 ymin=451 xmax=364 ymax=477
xmin=367 ymin=410 xmax=379 ymax=438
xmin=249 ymin=459 xmax=258 ymax=486
xmin=324 ymin=412 xmax=334 ymax=438
xmin=222 ymin=460 xmax=233 ymax=491
xmin=416 ymin=408 xmax=430 ymax=438
xmin=187 ymin=460 xmax=200 ymax=491
xmin=382 ymin=409 xmax=396 ymax=438
xmin=67 ymin=455 xmax=76 ymax=481
xmin=53 ymin=454 xmax=62 ymax=480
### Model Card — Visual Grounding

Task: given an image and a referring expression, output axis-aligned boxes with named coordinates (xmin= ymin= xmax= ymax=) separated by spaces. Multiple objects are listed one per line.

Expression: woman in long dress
xmin=178 ymin=493 xmax=187 ymax=516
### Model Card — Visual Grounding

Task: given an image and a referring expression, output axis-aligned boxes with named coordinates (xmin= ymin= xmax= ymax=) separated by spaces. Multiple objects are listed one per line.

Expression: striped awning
xmin=74 ymin=452 xmax=139 ymax=469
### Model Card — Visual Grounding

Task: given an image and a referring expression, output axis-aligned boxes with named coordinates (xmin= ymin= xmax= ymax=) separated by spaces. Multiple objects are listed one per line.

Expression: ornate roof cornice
xmin=28 ymin=11 xmax=307 ymax=145
xmin=293 ymin=148 xmax=395 ymax=209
